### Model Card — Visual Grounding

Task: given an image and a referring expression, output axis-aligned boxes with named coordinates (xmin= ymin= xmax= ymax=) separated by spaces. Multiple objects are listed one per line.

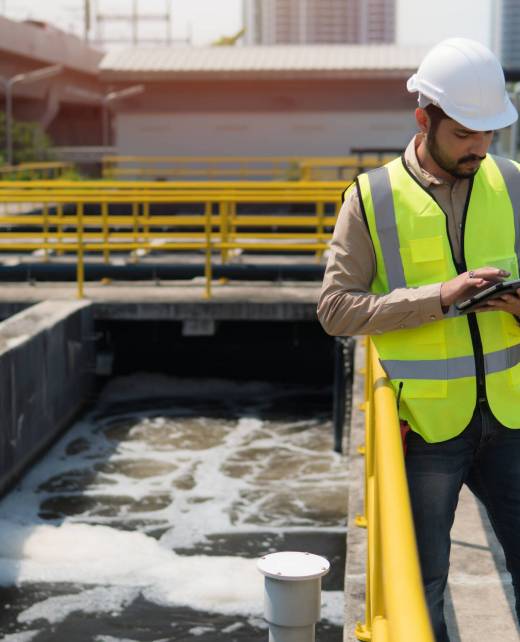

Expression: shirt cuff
xmin=416 ymin=283 xmax=445 ymax=324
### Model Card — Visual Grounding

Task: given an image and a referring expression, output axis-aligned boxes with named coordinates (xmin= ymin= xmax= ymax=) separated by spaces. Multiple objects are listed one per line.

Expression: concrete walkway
xmin=344 ymin=340 xmax=520 ymax=642
xmin=0 ymin=280 xmax=322 ymax=321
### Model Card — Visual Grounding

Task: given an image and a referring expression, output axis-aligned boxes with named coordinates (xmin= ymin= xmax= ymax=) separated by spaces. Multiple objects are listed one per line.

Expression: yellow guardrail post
xmin=229 ymin=200 xmax=237 ymax=252
xmin=219 ymin=200 xmax=229 ymax=264
xmin=132 ymin=201 xmax=140 ymax=263
xmin=102 ymin=201 xmax=109 ymax=264
xmin=204 ymin=201 xmax=213 ymax=299
xmin=300 ymin=164 xmax=311 ymax=181
xmin=56 ymin=203 xmax=64 ymax=256
xmin=76 ymin=202 xmax=84 ymax=299
xmin=143 ymin=201 xmax=150 ymax=248
xmin=42 ymin=202 xmax=49 ymax=262
xmin=315 ymin=201 xmax=325 ymax=262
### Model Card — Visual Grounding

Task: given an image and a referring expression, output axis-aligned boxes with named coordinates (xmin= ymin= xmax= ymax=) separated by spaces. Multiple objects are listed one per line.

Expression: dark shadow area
xmin=98 ymin=319 xmax=334 ymax=385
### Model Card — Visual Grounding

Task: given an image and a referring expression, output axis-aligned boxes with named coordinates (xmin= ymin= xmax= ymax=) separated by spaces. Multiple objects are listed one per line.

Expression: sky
xmin=0 ymin=0 xmax=495 ymax=50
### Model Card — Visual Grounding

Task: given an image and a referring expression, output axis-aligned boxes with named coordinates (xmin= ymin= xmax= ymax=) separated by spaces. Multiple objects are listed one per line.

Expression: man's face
xmin=426 ymin=117 xmax=494 ymax=179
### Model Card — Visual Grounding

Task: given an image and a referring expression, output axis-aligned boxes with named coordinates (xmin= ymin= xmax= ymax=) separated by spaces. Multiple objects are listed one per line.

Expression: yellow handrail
xmin=0 ymin=183 xmax=340 ymax=297
xmin=355 ymin=340 xmax=434 ymax=642
xmin=101 ymin=155 xmax=396 ymax=181
xmin=0 ymin=162 xmax=73 ymax=179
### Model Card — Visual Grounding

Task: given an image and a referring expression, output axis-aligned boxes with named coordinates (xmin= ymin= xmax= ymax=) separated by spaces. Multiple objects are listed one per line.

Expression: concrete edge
xmin=0 ymin=300 xmax=95 ymax=496
xmin=0 ymin=300 xmax=92 ymax=356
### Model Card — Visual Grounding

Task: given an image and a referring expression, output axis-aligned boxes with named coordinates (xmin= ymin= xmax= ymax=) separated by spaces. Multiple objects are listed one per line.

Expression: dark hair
xmin=424 ymin=104 xmax=450 ymax=134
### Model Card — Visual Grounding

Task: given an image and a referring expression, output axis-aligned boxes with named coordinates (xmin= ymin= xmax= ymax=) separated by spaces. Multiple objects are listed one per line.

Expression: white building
xmin=493 ymin=0 xmax=520 ymax=73
xmin=242 ymin=0 xmax=396 ymax=45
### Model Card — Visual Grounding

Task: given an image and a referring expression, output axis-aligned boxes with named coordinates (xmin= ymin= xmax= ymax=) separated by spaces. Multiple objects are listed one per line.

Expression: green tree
xmin=0 ymin=111 xmax=54 ymax=165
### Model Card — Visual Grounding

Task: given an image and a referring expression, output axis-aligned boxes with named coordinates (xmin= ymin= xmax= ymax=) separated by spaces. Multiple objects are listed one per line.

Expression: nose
xmin=469 ymin=133 xmax=493 ymax=157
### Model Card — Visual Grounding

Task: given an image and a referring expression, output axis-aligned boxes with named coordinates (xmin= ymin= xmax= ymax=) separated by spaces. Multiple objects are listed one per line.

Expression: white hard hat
xmin=407 ymin=37 xmax=518 ymax=131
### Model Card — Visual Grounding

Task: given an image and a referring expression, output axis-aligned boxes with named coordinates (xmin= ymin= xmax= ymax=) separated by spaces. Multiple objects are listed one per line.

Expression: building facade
xmin=0 ymin=17 xmax=104 ymax=148
xmin=242 ymin=0 xmax=395 ymax=45
xmin=99 ymin=45 xmax=426 ymax=159
xmin=494 ymin=0 xmax=520 ymax=73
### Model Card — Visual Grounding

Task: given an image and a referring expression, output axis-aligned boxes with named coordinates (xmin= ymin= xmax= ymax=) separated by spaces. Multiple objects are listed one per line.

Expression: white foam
xmin=18 ymin=586 xmax=139 ymax=625
xmin=222 ymin=622 xmax=245 ymax=633
xmin=188 ymin=626 xmax=215 ymax=636
xmin=0 ymin=520 xmax=343 ymax=623
xmin=1 ymin=632 xmax=40 ymax=642
xmin=0 ymin=520 xmax=262 ymax=614
xmin=0 ymin=374 xmax=347 ymax=629
xmin=95 ymin=638 xmax=154 ymax=642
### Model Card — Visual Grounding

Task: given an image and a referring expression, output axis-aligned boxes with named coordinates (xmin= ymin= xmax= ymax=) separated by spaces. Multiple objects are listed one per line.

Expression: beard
xmin=426 ymin=130 xmax=485 ymax=179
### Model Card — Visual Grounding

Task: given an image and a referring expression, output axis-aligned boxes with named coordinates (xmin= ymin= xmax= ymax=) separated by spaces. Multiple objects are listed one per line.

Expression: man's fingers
xmin=469 ymin=268 xmax=509 ymax=282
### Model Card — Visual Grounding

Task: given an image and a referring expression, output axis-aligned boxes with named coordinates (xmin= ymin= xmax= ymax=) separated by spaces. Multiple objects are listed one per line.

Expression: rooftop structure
xmin=99 ymin=43 xmax=427 ymax=80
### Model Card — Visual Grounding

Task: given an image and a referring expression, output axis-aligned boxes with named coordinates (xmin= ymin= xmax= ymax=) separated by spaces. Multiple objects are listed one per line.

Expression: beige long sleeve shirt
xmin=317 ymin=135 xmax=471 ymax=336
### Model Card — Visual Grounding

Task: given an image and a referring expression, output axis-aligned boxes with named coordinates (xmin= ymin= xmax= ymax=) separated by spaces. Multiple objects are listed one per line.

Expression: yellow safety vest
xmin=357 ymin=155 xmax=520 ymax=442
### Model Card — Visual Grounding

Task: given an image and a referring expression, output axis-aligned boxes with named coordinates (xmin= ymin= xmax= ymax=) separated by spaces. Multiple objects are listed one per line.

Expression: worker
xmin=317 ymin=38 xmax=520 ymax=642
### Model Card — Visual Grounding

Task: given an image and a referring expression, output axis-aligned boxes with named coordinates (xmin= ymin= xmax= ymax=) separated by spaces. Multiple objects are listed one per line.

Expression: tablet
xmin=456 ymin=278 xmax=520 ymax=312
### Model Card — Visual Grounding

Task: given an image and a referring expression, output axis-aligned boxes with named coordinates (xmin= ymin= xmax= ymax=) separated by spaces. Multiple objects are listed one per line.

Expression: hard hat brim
xmin=407 ymin=73 xmax=518 ymax=131
xmin=449 ymin=99 xmax=518 ymax=132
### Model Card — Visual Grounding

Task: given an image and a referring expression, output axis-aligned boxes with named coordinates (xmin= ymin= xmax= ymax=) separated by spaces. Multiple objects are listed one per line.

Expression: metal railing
xmin=0 ymin=162 xmax=74 ymax=180
xmin=355 ymin=339 xmax=434 ymax=642
xmin=101 ymin=155 xmax=397 ymax=181
xmin=0 ymin=179 xmax=343 ymax=298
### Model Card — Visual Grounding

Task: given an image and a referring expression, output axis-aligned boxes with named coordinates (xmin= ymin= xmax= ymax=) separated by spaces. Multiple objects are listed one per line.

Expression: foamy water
xmin=0 ymin=374 xmax=349 ymax=638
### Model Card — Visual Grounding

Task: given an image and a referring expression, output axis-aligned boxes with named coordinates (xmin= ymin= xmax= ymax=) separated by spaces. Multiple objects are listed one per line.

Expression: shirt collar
xmin=404 ymin=134 xmax=445 ymax=187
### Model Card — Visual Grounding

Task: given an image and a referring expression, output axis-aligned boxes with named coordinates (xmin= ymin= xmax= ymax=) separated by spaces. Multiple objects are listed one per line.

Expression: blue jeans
xmin=405 ymin=403 xmax=520 ymax=642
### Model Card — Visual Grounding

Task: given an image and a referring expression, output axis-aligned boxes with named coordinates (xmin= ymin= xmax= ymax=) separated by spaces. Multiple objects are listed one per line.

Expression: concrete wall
xmin=115 ymin=110 xmax=414 ymax=157
xmin=0 ymin=300 xmax=94 ymax=495
xmin=111 ymin=77 xmax=416 ymax=156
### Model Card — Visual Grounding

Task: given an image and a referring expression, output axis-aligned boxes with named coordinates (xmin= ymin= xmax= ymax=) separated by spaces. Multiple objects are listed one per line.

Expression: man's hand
xmin=477 ymin=289 xmax=520 ymax=315
xmin=440 ymin=267 xmax=509 ymax=308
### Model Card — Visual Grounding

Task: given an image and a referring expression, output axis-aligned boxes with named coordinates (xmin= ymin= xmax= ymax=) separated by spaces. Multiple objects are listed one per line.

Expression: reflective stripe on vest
xmin=366 ymin=166 xmax=406 ymax=290
xmin=381 ymin=343 xmax=520 ymax=380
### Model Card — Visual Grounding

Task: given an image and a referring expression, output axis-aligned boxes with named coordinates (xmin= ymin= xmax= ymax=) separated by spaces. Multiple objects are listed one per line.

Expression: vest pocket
xmin=409 ymin=236 xmax=444 ymax=263
xmin=400 ymin=236 xmax=451 ymax=285
xmin=484 ymin=255 xmax=519 ymax=279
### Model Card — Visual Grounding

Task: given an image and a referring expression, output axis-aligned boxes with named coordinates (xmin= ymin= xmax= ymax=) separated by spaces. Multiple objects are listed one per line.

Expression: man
xmin=317 ymin=38 xmax=520 ymax=641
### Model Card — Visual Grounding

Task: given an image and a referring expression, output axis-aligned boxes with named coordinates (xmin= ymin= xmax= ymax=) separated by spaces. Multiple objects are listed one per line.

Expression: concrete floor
xmin=0 ymin=280 xmax=322 ymax=322
xmin=344 ymin=341 xmax=520 ymax=642
xmin=0 ymin=279 xmax=321 ymax=304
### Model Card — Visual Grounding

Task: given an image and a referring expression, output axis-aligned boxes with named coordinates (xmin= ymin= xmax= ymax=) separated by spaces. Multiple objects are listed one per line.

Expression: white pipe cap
xmin=257 ymin=551 xmax=330 ymax=581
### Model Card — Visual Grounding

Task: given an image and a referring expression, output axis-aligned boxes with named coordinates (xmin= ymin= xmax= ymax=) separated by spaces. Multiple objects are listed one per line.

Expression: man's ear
xmin=415 ymin=108 xmax=429 ymax=134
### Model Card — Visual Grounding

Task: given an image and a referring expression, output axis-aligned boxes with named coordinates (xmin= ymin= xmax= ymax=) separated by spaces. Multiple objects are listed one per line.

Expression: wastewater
xmin=0 ymin=374 xmax=349 ymax=641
